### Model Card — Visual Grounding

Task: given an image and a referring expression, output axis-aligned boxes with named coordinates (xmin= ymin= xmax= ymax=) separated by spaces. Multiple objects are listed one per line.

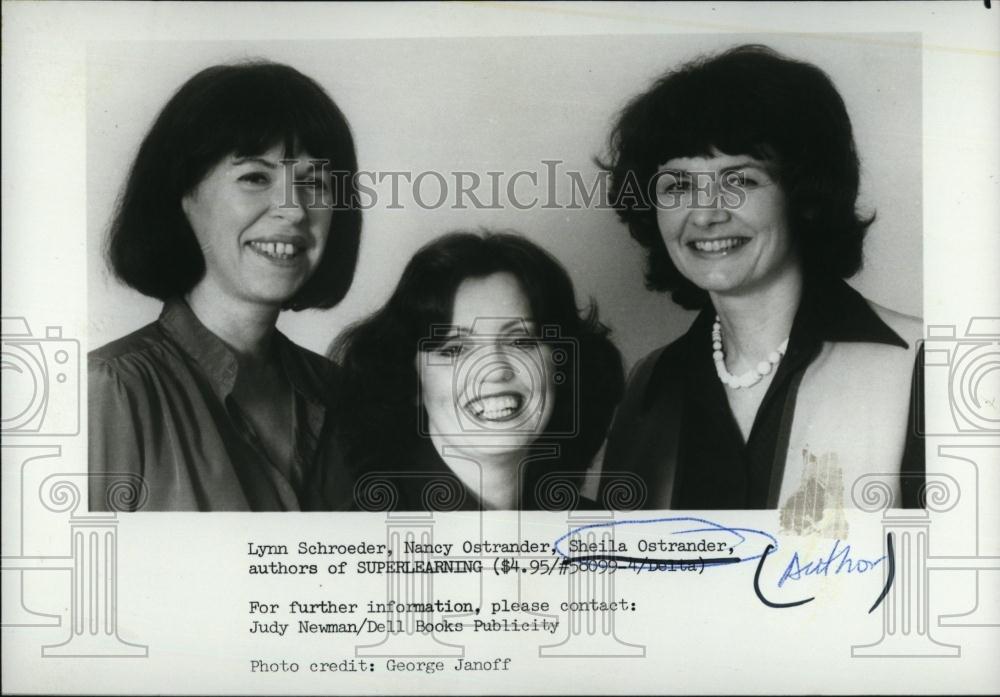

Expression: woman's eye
xmin=726 ymin=170 xmax=765 ymax=188
xmin=509 ymin=338 xmax=539 ymax=350
xmin=435 ymin=344 xmax=465 ymax=359
xmin=661 ymin=179 xmax=691 ymax=193
xmin=238 ymin=172 xmax=271 ymax=186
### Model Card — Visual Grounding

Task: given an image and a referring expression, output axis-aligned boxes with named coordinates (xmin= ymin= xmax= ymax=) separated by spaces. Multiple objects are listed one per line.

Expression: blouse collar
xmin=641 ymin=277 xmax=908 ymax=410
xmin=158 ymin=297 xmax=328 ymax=407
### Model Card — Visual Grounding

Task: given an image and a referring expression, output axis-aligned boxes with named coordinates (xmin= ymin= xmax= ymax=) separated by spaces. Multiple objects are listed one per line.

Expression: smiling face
xmin=181 ymin=144 xmax=332 ymax=309
xmin=418 ymin=272 xmax=556 ymax=462
xmin=654 ymin=150 xmax=801 ymax=299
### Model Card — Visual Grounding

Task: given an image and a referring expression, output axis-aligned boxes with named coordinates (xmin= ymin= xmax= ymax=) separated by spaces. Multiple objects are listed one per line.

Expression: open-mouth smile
xmin=463 ymin=392 xmax=526 ymax=422
xmin=687 ymin=236 xmax=750 ymax=256
xmin=247 ymin=240 xmax=305 ymax=262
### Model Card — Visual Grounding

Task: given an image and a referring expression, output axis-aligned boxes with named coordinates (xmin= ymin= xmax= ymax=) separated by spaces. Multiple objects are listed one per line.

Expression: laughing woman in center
xmin=331 ymin=231 xmax=623 ymax=511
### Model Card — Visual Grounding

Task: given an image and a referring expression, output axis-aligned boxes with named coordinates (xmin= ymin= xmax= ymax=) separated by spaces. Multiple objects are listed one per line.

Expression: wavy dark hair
xmin=106 ymin=60 xmax=361 ymax=310
xmin=330 ymin=230 xmax=624 ymax=508
xmin=601 ymin=44 xmax=874 ymax=309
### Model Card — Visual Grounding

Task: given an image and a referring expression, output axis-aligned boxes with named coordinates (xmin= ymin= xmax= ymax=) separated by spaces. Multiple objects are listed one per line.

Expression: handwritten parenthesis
xmin=39 ymin=477 xmax=82 ymax=513
xmin=868 ymin=532 xmax=895 ymax=614
xmin=421 ymin=477 xmax=465 ymax=512
xmin=105 ymin=475 xmax=148 ymax=512
xmin=353 ymin=474 xmax=399 ymax=512
xmin=850 ymin=476 xmax=895 ymax=512
xmin=600 ymin=473 xmax=648 ymax=511
xmin=920 ymin=474 xmax=961 ymax=513
xmin=534 ymin=473 xmax=581 ymax=511
xmin=753 ymin=544 xmax=815 ymax=609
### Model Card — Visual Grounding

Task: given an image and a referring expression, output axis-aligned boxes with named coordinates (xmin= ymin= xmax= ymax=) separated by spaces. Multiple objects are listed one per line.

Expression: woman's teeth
xmin=468 ymin=394 xmax=522 ymax=421
xmin=691 ymin=237 xmax=748 ymax=253
xmin=249 ymin=241 xmax=300 ymax=259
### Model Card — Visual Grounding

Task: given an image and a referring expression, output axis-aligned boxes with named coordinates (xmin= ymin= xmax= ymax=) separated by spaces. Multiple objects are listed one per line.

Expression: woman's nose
xmin=690 ymin=204 xmax=729 ymax=227
xmin=482 ymin=352 xmax=517 ymax=383
xmin=688 ymin=196 xmax=731 ymax=227
xmin=685 ymin=176 xmax=733 ymax=227
xmin=272 ymin=181 xmax=307 ymax=224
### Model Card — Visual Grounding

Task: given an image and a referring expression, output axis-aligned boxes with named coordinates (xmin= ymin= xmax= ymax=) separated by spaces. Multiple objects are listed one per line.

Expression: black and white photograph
xmin=87 ymin=34 xmax=923 ymax=515
xmin=3 ymin=2 xmax=998 ymax=694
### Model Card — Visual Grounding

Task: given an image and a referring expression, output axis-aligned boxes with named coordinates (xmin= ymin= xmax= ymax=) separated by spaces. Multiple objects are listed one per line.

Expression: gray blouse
xmin=88 ymin=299 xmax=344 ymax=511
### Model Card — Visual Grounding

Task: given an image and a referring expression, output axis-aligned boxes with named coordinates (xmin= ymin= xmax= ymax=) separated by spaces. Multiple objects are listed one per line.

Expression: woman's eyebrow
xmin=719 ymin=161 xmax=769 ymax=174
xmin=659 ymin=161 xmax=769 ymax=175
xmin=231 ymin=156 xmax=278 ymax=168
xmin=441 ymin=326 xmax=471 ymax=338
xmin=438 ymin=319 xmax=539 ymax=337
xmin=500 ymin=319 xmax=536 ymax=333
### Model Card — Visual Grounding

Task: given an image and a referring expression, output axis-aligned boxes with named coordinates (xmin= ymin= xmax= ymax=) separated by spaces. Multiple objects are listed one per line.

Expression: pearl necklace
xmin=712 ymin=315 xmax=789 ymax=390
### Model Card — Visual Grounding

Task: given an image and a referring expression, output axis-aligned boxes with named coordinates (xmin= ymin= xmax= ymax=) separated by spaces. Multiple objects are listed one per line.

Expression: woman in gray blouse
xmin=88 ymin=61 xmax=361 ymax=511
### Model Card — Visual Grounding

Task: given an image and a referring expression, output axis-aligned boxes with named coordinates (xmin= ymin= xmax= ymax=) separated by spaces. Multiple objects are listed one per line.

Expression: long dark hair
xmin=330 ymin=230 xmax=624 ymax=508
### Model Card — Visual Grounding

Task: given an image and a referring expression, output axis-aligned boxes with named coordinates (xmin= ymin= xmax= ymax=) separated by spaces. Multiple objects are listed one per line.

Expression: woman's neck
xmin=709 ymin=264 xmax=804 ymax=373
xmin=185 ymin=282 xmax=281 ymax=363
xmin=435 ymin=443 xmax=521 ymax=510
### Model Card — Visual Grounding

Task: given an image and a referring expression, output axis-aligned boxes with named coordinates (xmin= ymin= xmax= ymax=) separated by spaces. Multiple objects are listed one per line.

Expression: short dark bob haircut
xmin=106 ymin=60 xmax=361 ymax=310
xmin=602 ymin=44 xmax=874 ymax=309
xmin=330 ymin=230 xmax=624 ymax=507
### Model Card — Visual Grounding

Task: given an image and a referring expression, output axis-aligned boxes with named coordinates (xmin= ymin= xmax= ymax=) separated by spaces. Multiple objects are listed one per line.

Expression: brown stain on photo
xmin=779 ymin=449 xmax=849 ymax=539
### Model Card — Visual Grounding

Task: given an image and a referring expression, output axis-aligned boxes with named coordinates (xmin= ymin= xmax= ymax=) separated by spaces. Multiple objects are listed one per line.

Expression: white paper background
xmin=2 ymin=2 xmax=998 ymax=694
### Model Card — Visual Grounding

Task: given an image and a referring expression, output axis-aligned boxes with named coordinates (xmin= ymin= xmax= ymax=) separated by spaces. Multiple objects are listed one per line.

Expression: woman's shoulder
xmin=88 ymin=320 xmax=180 ymax=388
xmin=87 ymin=322 xmax=189 ymax=428
xmin=866 ymin=299 xmax=924 ymax=349
xmin=89 ymin=321 xmax=166 ymax=365
xmin=280 ymin=335 xmax=337 ymax=374
xmin=625 ymin=330 xmax=691 ymax=387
